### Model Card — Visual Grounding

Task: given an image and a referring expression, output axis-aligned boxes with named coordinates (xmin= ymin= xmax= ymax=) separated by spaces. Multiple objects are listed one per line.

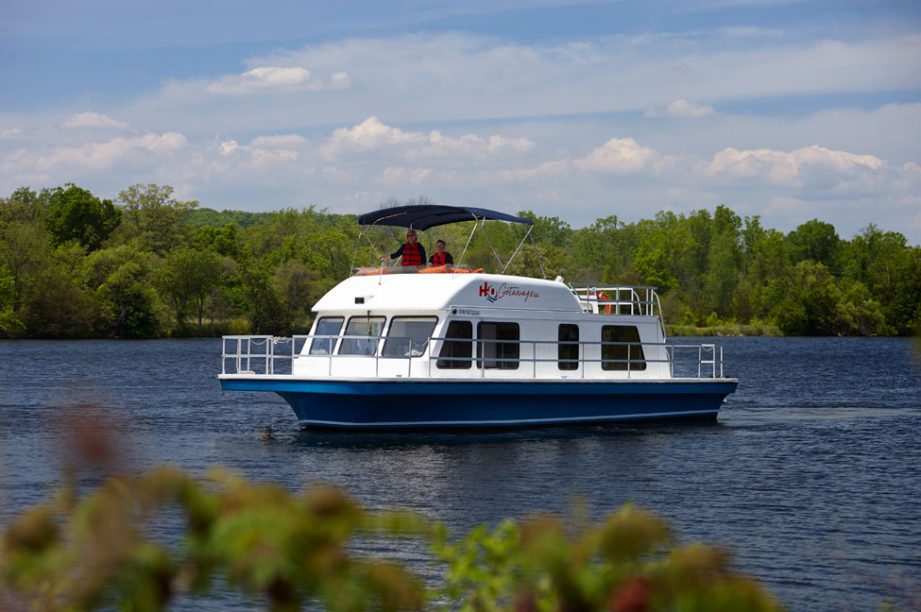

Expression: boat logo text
xmin=478 ymin=281 xmax=540 ymax=303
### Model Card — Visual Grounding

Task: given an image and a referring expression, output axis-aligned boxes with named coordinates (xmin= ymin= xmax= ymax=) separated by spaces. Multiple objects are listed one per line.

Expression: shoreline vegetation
xmin=666 ymin=323 xmax=783 ymax=337
xmin=1 ymin=183 xmax=919 ymax=340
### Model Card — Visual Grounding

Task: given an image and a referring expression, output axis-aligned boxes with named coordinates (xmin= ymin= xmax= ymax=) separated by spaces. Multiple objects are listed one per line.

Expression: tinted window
xmin=338 ymin=316 xmax=386 ymax=356
xmin=602 ymin=325 xmax=646 ymax=371
xmin=436 ymin=321 xmax=473 ymax=369
xmin=309 ymin=317 xmax=344 ymax=355
xmin=558 ymin=324 xmax=579 ymax=370
xmin=383 ymin=317 xmax=437 ymax=357
xmin=477 ymin=322 xmax=519 ymax=370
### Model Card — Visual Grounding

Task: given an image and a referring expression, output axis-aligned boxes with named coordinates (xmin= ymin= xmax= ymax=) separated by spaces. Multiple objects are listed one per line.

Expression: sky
xmin=1 ymin=0 xmax=920 ymax=240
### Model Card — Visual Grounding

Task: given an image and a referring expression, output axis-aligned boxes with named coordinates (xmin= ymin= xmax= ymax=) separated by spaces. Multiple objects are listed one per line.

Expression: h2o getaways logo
xmin=478 ymin=281 xmax=540 ymax=303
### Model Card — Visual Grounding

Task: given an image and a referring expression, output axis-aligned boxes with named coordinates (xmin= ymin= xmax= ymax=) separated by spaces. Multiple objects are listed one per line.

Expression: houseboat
xmin=218 ymin=205 xmax=737 ymax=429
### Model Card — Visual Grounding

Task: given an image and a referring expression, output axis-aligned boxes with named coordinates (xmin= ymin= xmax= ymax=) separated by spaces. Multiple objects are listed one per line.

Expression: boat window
xmin=601 ymin=325 xmax=646 ymax=371
xmin=383 ymin=317 xmax=438 ymax=358
xmin=558 ymin=324 xmax=579 ymax=370
xmin=308 ymin=317 xmax=344 ymax=355
xmin=436 ymin=321 xmax=473 ymax=369
xmin=477 ymin=322 xmax=519 ymax=370
xmin=338 ymin=316 xmax=386 ymax=356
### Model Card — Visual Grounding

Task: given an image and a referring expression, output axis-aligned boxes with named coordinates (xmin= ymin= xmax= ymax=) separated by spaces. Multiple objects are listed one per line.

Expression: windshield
xmin=382 ymin=317 xmax=437 ymax=357
xmin=338 ymin=317 xmax=386 ymax=356
xmin=309 ymin=317 xmax=343 ymax=355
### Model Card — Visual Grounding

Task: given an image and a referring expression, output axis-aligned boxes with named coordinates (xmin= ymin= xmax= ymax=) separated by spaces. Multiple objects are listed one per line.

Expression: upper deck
xmin=315 ymin=271 xmax=583 ymax=313
xmin=316 ymin=270 xmax=663 ymax=325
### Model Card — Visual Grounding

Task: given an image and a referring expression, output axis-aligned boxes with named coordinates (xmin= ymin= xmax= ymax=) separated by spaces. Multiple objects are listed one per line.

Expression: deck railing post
xmin=532 ymin=340 xmax=537 ymax=379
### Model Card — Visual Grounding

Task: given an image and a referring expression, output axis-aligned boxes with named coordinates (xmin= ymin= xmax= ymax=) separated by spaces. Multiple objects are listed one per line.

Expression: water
xmin=1 ymin=337 xmax=919 ymax=610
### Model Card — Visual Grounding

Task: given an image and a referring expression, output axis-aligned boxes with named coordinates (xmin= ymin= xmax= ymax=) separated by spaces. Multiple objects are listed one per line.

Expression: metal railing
xmin=572 ymin=286 xmax=661 ymax=316
xmin=221 ymin=334 xmax=725 ymax=380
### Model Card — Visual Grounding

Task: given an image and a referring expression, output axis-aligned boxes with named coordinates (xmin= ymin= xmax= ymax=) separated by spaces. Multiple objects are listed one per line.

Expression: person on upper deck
xmin=429 ymin=240 xmax=454 ymax=267
xmin=383 ymin=229 xmax=426 ymax=267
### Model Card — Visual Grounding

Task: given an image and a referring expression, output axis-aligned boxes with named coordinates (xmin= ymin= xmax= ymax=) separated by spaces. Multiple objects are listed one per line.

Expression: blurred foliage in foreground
xmin=0 ymin=467 xmax=780 ymax=611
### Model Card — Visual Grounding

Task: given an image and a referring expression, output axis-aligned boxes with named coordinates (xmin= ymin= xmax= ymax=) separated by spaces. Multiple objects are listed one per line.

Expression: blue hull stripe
xmin=220 ymin=377 xmax=737 ymax=429
xmin=298 ymin=409 xmax=719 ymax=429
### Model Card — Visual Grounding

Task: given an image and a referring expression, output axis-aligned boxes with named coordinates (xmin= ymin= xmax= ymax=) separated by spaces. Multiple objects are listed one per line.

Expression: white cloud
xmin=703 ymin=144 xmax=885 ymax=187
xmin=2 ymin=131 xmax=187 ymax=174
xmin=219 ymin=139 xmax=240 ymax=157
xmin=0 ymin=128 xmax=24 ymax=139
xmin=644 ymin=99 xmax=715 ymax=118
xmin=573 ymin=137 xmax=661 ymax=173
xmin=205 ymin=66 xmax=349 ymax=95
xmin=321 ymin=116 xmax=534 ymax=160
xmin=380 ymin=166 xmax=431 ymax=185
xmin=215 ymin=138 xmax=298 ymax=168
xmin=109 ymin=30 xmax=921 ymax=149
xmin=249 ymin=134 xmax=306 ymax=148
xmin=63 ymin=112 xmax=130 ymax=130
xmin=325 ymin=116 xmax=418 ymax=151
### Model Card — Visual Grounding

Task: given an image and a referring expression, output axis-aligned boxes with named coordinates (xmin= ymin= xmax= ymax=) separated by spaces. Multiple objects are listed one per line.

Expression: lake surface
xmin=1 ymin=337 xmax=920 ymax=610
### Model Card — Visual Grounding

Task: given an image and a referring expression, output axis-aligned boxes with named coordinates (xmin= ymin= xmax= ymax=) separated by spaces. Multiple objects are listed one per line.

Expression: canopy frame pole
xmin=529 ymin=227 xmax=547 ymax=278
xmin=352 ymin=218 xmax=403 ymax=272
xmin=456 ymin=215 xmax=481 ymax=266
xmin=502 ymin=224 xmax=534 ymax=275
xmin=480 ymin=221 xmax=505 ymax=269
xmin=350 ymin=228 xmax=364 ymax=271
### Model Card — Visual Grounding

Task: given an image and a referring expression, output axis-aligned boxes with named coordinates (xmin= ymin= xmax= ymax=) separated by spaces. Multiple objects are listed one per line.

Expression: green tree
xmin=843 ymin=225 xmax=920 ymax=334
xmin=83 ymin=246 xmax=164 ymax=338
xmin=0 ymin=221 xmax=52 ymax=311
xmin=766 ymin=261 xmax=841 ymax=335
xmin=703 ymin=206 xmax=743 ymax=318
xmin=834 ymin=280 xmax=888 ymax=336
xmin=517 ymin=211 xmax=573 ymax=249
xmin=787 ymin=219 xmax=840 ymax=270
xmin=45 ymin=184 xmax=120 ymax=251
xmin=157 ymin=247 xmax=223 ymax=333
xmin=116 ymin=184 xmax=198 ymax=253
xmin=0 ymin=186 xmax=53 ymax=225
xmin=237 ymin=264 xmax=287 ymax=335
xmin=0 ymin=263 xmax=24 ymax=336
xmin=273 ymin=260 xmax=323 ymax=334
xmin=193 ymin=223 xmax=240 ymax=258
xmin=18 ymin=267 xmax=94 ymax=338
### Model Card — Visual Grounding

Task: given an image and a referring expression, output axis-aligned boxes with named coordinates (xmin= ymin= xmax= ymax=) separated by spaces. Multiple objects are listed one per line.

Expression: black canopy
xmin=358 ymin=205 xmax=532 ymax=230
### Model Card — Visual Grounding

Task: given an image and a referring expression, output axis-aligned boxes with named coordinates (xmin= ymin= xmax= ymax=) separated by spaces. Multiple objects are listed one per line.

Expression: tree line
xmin=1 ymin=184 xmax=919 ymax=338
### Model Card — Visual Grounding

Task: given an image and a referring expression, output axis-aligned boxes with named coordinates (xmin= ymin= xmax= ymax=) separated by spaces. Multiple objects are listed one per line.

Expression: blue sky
xmin=2 ymin=0 xmax=920 ymax=240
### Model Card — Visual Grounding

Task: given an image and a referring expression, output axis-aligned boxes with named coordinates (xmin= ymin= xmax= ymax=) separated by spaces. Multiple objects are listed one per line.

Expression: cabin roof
xmin=312 ymin=273 xmax=582 ymax=313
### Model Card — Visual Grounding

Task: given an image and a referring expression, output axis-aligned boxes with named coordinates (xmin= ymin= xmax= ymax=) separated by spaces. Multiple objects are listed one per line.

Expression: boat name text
xmin=478 ymin=281 xmax=540 ymax=303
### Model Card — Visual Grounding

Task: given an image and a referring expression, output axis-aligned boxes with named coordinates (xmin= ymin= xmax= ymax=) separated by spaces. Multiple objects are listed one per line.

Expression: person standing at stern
xmin=383 ymin=229 xmax=426 ymax=267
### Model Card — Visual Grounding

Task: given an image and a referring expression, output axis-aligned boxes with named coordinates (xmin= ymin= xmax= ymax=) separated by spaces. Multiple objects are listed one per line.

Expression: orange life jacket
xmin=401 ymin=241 xmax=423 ymax=266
